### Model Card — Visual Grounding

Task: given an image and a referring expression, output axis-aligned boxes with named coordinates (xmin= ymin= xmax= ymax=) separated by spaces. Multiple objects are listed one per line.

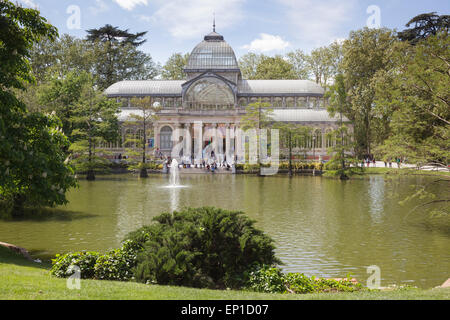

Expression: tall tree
xmin=125 ymin=97 xmax=161 ymax=178
xmin=39 ymin=71 xmax=91 ymax=139
xmin=273 ymin=123 xmax=312 ymax=176
xmin=374 ymin=32 xmax=450 ymax=164
xmin=340 ymin=27 xmax=397 ymax=157
xmin=161 ymin=53 xmax=190 ymax=80
xmin=29 ymin=34 xmax=94 ymax=83
xmin=285 ymin=49 xmax=310 ymax=80
xmin=86 ymin=24 xmax=147 ymax=46
xmin=0 ymin=1 xmax=77 ymax=214
xmin=254 ymin=55 xmax=297 ymax=80
xmin=398 ymin=12 xmax=450 ymax=44
xmin=326 ymin=74 xmax=357 ymax=179
xmin=86 ymin=25 xmax=157 ymax=90
xmin=306 ymin=41 xmax=343 ymax=88
xmin=69 ymin=74 xmax=120 ymax=180
xmin=241 ymin=100 xmax=274 ymax=172
xmin=238 ymin=53 xmax=265 ymax=80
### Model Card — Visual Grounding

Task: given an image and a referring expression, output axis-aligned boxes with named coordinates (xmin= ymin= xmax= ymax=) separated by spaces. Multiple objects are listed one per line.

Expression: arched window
xmin=124 ymin=129 xmax=134 ymax=148
xmin=165 ymin=98 xmax=174 ymax=108
xmin=326 ymin=129 xmax=335 ymax=148
xmin=286 ymin=97 xmax=295 ymax=108
xmin=314 ymin=129 xmax=323 ymax=149
xmin=238 ymin=98 xmax=248 ymax=108
xmin=185 ymin=77 xmax=235 ymax=109
xmin=297 ymin=97 xmax=307 ymax=108
xmin=160 ymin=126 xmax=173 ymax=150
xmin=136 ymin=129 xmax=144 ymax=148
xmin=273 ymin=97 xmax=283 ymax=108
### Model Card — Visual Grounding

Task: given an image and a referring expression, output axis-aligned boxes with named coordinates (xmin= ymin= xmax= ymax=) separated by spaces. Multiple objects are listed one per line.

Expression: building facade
xmin=105 ymin=29 xmax=347 ymax=163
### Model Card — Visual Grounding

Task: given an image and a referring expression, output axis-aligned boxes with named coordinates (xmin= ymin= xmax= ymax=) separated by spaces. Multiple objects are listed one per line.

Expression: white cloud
xmin=151 ymin=0 xmax=244 ymax=39
xmin=242 ymin=33 xmax=291 ymax=53
xmin=113 ymin=0 xmax=148 ymax=11
xmin=89 ymin=0 xmax=109 ymax=16
xmin=17 ymin=0 xmax=38 ymax=8
xmin=278 ymin=0 xmax=357 ymax=47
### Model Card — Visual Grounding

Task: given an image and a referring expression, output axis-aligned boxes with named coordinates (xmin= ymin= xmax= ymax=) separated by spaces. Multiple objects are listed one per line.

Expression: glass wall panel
xmin=273 ymin=97 xmax=283 ymax=108
xmin=185 ymin=77 xmax=235 ymax=109
xmin=297 ymin=97 xmax=307 ymax=108
xmin=286 ymin=97 xmax=295 ymax=108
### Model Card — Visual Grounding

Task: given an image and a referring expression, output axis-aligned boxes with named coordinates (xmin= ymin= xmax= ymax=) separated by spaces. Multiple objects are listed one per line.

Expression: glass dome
xmin=186 ymin=32 xmax=239 ymax=70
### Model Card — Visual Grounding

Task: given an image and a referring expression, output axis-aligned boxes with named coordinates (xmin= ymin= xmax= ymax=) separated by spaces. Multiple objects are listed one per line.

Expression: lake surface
xmin=1 ymin=174 xmax=449 ymax=288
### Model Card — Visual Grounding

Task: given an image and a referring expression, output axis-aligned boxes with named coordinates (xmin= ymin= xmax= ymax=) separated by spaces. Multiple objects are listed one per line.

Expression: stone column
xmin=225 ymin=124 xmax=231 ymax=165
xmin=322 ymin=128 xmax=326 ymax=152
xmin=235 ymin=124 xmax=242 ymax=163
xmin=212 ymin=123 xmax=218 ymax=157
xmin=184 ymin=123 xmax=192 ymax=163
xmin=194 ymin=122 xmax=203 ymax=165
xmin=154 ymin=124 xmax=160 ymax=150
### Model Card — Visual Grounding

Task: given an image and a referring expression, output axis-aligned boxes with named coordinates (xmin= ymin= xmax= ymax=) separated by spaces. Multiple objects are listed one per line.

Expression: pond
xmin=0 ymin=174 xmax=449 ymax=288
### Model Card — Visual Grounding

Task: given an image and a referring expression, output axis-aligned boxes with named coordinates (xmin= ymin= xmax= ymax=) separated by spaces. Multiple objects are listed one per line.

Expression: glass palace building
xmin=105 ymin=29 xmax=347 ymax=163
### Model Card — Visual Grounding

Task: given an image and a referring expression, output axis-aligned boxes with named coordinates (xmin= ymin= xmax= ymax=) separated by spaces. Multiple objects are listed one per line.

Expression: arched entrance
xmin=160 ymin=126 xmax=173 ymax=151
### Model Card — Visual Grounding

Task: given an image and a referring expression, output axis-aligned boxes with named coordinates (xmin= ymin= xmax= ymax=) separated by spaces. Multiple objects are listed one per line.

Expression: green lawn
xmin=1 ymin=246 xmax=448 ymax=300
xmin=324 ymin=167 xmax=450 ymax=178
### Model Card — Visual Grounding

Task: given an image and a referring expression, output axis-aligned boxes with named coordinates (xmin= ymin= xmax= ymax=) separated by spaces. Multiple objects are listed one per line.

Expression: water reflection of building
xmin=105 ymin=27 xmax=349 ymax=161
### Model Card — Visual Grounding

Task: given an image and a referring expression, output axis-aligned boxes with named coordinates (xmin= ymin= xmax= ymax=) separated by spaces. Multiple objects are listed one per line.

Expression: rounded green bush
xmin=130 ymin=207 xmax=280 ymax=289
xmin=50 ymin=251 xmax=100 ymax=279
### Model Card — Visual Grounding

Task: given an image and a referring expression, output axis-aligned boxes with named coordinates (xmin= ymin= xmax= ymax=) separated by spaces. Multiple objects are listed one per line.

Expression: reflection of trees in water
xmin=368 ymin=176 xmax=385 ymax=224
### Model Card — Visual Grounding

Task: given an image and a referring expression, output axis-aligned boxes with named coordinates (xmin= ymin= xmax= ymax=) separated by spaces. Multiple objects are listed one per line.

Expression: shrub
xmin=246 ymin=265 xmax=287 ymax=293
xmin=285 ymin=272 xmax=316 ymax=294
xmin=50 ymin=236 xmax=149 ymax=281
xmin=132 ymin=207 xmax=280 ymax=289
xmin=50 ymin=251 xmax=100 ymax=279
xmin=246 ymin=265 xmax=363 ymax=294
xmin=93 ymin=240 xmax=144 ymax=281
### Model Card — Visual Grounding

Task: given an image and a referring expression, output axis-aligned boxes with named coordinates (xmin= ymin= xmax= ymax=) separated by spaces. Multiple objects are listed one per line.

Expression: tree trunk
xmin=140 ymin=168 xmax=149 ymax=178
xmin=140 ymin=118 xmax=148 ymax=179
xmin=12 ymin=194 xmax=26 ymax=216
xmin=289 ymin=133 xmax=293 ymax=177
xmin=87 ymin=135 xmax=95 ymax=181
xmin=86 ymin=170 xmax=96 ymax=181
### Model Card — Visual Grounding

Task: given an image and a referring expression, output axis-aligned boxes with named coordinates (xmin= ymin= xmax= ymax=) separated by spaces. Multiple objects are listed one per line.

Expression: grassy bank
xmin=1 ymin=246 xmax=448 ymax=300
xmin=323 ymin=167 xmax=450 ymax=178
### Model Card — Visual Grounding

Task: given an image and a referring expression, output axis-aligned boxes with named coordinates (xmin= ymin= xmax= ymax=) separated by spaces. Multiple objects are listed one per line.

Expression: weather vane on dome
xmin=213 ymin=13 xmax=216 ymax=32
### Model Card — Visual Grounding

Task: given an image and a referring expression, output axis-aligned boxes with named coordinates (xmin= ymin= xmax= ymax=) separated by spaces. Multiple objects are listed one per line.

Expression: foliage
xmin=246 ymin=265 xmax=363 ymax=294
xmin=246 ymin=265 xmax=286 ymax=293
xmin=285 ymin=50 xmax=310 ymax=80
xmin=306 ymin=41 xmax=343 ymax=88
xmin=161 ymin=53 xmax=190 ymax=80
xmin=0 ymin=0 xmax=58 ymax=90
xmin=0 ymin=112 xmax=78 ymax=210
xmin=93 ymin=240 xmax=145 ymax=281
xmin=123 ymin=97 xmax=161 ymax=177
xmin=398 ymin=12 xmax=450 ymax=44
xmin=29 ymin=34 xmax=94 ymax=83
xmin=86 ymin=25 xmax=156 ymax=90
xmin=51 ymin=235 xmax=149 ymax=281
xmin=132 ymin=207 xmax=280 ymax=289
xmin=50 ymin=251 xmax=100 ymax=279
xmin=235 ymin=162 xmax=323 ymax=174
xmin=373 ymin=32 xmax=450 ymax=165
xmin=273 ymin=123 xmax=313 ymax=175
xmin=339 ymin=27 xmax=397 ymax=157
xmin=254 ymin=55 xmax=297 ymax=80
xmin=238 ymin=53 xmax=266 ymax=80
xmin=0 ymin=2 xmax=77 ymax=214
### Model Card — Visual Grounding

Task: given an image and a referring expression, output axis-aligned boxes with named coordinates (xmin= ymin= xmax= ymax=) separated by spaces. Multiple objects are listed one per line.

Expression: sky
xmin=16 ymin=0 xmax=450 ymax=65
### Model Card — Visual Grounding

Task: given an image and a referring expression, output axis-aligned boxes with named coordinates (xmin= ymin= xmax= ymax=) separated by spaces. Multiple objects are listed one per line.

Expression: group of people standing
xmin=361 ymin=154 xmax=406 ymax=169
